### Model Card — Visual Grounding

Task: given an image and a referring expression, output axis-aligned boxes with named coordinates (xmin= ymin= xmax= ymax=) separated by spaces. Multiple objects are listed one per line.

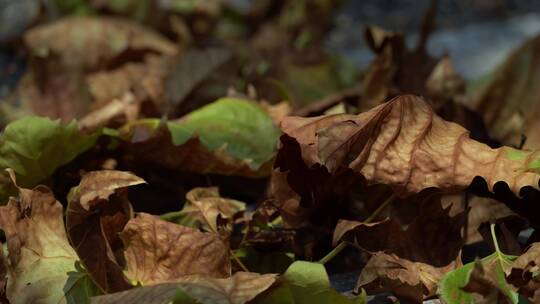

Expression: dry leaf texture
xmin=280 ymin=94 xmax=540 ymax=197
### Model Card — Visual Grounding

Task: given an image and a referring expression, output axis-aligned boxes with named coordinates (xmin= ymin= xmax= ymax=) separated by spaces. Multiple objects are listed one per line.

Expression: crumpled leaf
xmin=361 ymin=1 xmax=438 ymax=110
xmin=120 ymin=212 xmax=231 ymax=285
xmin=66 ymin=170 xmax=146 ymax=293
xmin=357 ymin=252 xmax=457 ymax=303
xmin=469 ymin=35 xmax=540 ymax=149
xmin=182 ymin=187 xmax=245 ymax=233
xmin=438 ymin=252 xmax=519 ymax=304
xmin=254 ymin=261 xmax=366 ymax=304
xmin=334 ymin=197 xmax=466 ymax=267
xmin=122 ymin=97 xmax=281 ymax=176
xmin=91 ymin=271 xmax=276 ymax=304
xmin=277 ymin=94 xmax=540 ymax=198
xmin=507 ymin=242 xmax=540 ymax=300
xmin=0 ymin=171 xmax=100 ymax=303
xmin=0 ymin=116 xmax=97 ymax=202
xmin=24 ymin=16 xmax=178 ymax=68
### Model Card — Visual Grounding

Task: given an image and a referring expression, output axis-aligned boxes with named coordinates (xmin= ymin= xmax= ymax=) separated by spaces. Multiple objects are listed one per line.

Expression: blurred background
xmin=2 ymin=0 xmax=540 ymax=110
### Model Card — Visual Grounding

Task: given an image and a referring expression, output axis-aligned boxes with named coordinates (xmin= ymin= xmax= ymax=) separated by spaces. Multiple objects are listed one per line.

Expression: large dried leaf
xmin=181 ymin=187 xmax=245 ymax=233
xmin=356 ymin=252 xmax=457 ymax=303
xmin=0 ymin=116 xmax=97 ymax=202
xmin=0 ymin=172 xmax=99 ymax=303
xmin=24 ymin=16 xmax=177 ymax=68
xmin=91 ymin=271 xmax=276 ymax=304
xmin=66 ymin=170 xmax=145 ymax=293
xmin=277 ymin=95 xmax=540 ymax=198
xmin=120 ymin=213 xmax=231 ymax=285
xmin=122 ymin=97 xmax=281 ymax=176
xmin=469 ymin=34 xmax=540 ymax=149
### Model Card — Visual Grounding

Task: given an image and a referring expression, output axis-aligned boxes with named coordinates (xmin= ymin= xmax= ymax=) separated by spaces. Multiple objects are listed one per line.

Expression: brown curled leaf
xmin=66 ymin=170 xmax=146 ymax=293
xmin=183 ymin=187 xmax=245 ymax=233
xmin=357 ymin=252 xmax=458 ymax=303
xmin=278 ymin=94 xmax=540 ymax=198
xmin=120 ymin=213 xmax=231 ymax=285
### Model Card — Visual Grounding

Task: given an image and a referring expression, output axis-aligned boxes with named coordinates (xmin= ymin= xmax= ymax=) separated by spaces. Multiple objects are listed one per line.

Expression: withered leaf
xmin=333 ymin=197 xmax=466 ymax=266
xmin=507 ymin=242 xmax=540 ymax=300
xmin=91 ymin=272 xmax=276 ymax=304
xmin=183 ymin=187 xmax=245 ymax=233
xmin=469 ymin=35 xmax=540 ymax=149
xmin=24 ymin=16 xmax=178 ymax=68
xmin=356 ymin=252 xmax=458 ymax=303
xmin=278 ymin=94 xmax=540 ymax=198
xmin=120 ymin=213 xmax=231 ymax=285
xmin=0 ymin=171 xmax=99 ymax=303
xmin=66 ymin=170 xmax=145 ymax=293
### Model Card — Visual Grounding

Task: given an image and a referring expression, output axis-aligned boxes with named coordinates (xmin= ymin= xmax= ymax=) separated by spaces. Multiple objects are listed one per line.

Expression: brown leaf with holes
xmin=66 ymin=170 xmax=146 ymax=292
xmin=120 ymin=213 xmax=231 ymax=285
xmin=356 ymin=252 xmax=458 ymax=303
xmin=183 ymin=187 xmax=245 ymax=233
xmin=277 ymin=94 xmax=540 ymax=198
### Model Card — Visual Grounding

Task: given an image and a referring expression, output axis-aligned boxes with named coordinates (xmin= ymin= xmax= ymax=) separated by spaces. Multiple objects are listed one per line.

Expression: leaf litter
xmin=1 ymin=1 xmax=540 ymax=303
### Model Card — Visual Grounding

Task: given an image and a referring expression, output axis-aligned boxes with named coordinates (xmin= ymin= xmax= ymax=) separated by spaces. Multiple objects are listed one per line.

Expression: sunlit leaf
xmin=0 ymin=116 xmax=97 ymax=202
xmin=0 ymin=172 xmax=100 ymax=303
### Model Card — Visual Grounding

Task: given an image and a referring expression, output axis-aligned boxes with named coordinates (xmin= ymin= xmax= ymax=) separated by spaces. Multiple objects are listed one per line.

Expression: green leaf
xmin=253 ymin=261 xmax=366 ymax=304
xmin=167 ymin=97 xmax=281 ymax=169
xmin=438 ymin=225 xmax=520 ymax=304
xmin=64 ymin=262 xmax=103 ymax=304
xmin=0 ymin=116 xmax=97 ymax=202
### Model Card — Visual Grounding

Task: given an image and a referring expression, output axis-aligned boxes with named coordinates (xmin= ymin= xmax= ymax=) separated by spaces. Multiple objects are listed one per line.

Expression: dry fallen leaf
xmin=183 ymin=187 xmax=245 ymax=233
xmin=0 ymin=170 xmax=98 ymax=303
xmin=334 ymin=197 xmax=466 ymax=267
xmin=120 ymin=213 xmax=231 ymax=285
xmin=468 ymin=35 xmax=540 ymax=149
xmin=507 ymin=242 xmax=540 ymax=300
xmin=66 ymin=170 xmax=146 ymax=293
xmin=24 ymin=16 xmax=178 ymax=68
xmin=277 ymin=94 xmax=540 ymax=198
xmin=356 ymin=252 xmax=458 ymax=303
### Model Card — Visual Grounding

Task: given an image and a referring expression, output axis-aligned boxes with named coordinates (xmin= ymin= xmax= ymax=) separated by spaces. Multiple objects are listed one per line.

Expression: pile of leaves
xmin=1 ymin=0 xmax=540 ymax=303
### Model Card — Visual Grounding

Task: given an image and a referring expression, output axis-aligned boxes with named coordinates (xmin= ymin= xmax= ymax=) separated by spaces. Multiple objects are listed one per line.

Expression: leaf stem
xmin=318 ymin=194 xmax=396 ymax=264
xmin=231 ymin=249 xmax=250 ymax=272
xmin=490 ymin=223 xmax=502 ymax=254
